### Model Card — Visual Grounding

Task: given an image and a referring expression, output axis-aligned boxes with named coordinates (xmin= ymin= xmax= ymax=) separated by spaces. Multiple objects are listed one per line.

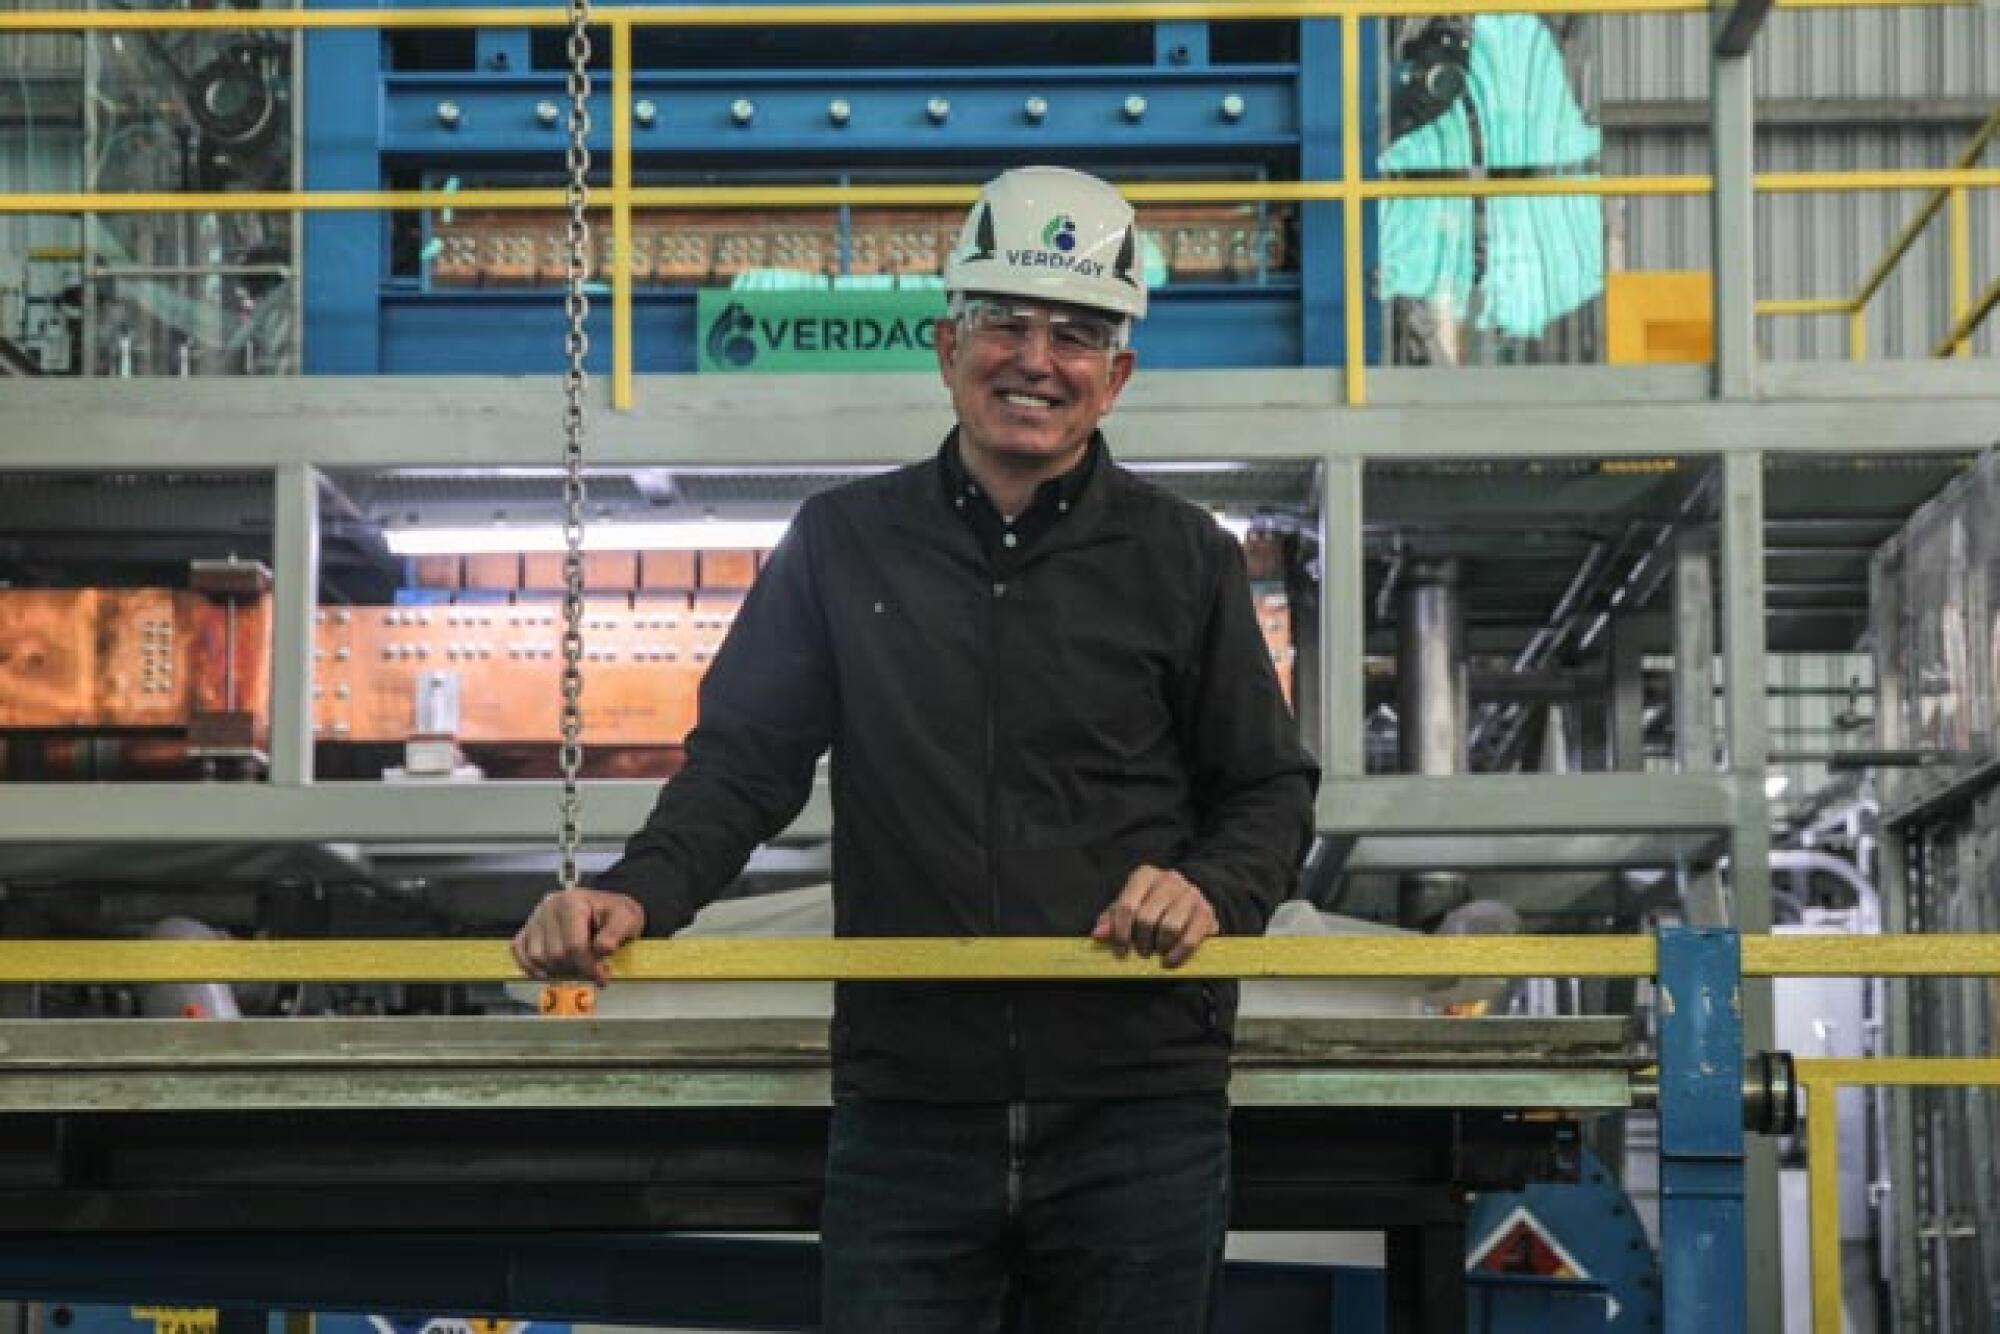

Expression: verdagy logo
xmin=705 ymin=301 xmax=758 ymax=368
xmin=1042 ymin=214 xmax=1077 ymax=252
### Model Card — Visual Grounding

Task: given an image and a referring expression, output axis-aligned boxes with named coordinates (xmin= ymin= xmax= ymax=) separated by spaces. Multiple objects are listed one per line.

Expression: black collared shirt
xmin=939 ymin=430 xmax=1100 ymax=569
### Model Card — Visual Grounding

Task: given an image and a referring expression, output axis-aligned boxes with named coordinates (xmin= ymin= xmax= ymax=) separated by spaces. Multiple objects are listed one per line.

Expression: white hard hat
xmin=943 ymin=166 xmax=1148 ymax=320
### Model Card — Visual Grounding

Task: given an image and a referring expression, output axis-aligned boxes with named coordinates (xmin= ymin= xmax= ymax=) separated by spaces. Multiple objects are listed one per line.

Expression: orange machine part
xmin=0 ymin=589 xmax=260 ymax=731
xmin=3 ymin=575 xmax=1296 ymax=746
xmin=313 ymin=594 xmax=731 ymax=745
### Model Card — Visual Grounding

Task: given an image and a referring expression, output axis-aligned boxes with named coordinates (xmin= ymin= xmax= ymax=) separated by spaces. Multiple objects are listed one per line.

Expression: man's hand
xmin=510 ymin=887 xmax=648 ymax=985
xmin=1090 ymin=865 xmax=1219 ymax=969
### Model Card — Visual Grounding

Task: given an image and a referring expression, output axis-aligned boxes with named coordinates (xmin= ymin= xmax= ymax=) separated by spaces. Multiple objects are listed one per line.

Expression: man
xmin=513 ymin=165 xmax=1320 ymax=1333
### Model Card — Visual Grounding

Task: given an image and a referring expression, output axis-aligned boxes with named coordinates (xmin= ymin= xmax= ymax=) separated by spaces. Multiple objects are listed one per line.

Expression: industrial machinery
xmin=307 ymin=9 xmax=1351 ymax=372
xmin=316 ymin=8 xmax=1619 ymax=373
xmin=1870 ymin=450 xmax=2000 ymax=1331
xmin=84 ymin=4 xmax=295 ymax=377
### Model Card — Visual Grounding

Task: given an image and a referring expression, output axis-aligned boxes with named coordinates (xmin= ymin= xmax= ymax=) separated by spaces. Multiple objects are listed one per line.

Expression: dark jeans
xmin=820 ymin=1092 xmax=1231 ymax=1334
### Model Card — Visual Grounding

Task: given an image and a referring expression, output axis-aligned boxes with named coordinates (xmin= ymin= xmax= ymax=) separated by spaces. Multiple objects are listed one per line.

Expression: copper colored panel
xmin=639 ymin=550 xmax=697 ymax=590
xmin=0 ymin=589 xmax=194 ymax=728
xmin=520 ymin=553 xmax=566 ymax=591
xmin=698 ymin=551 xmax=759 ymax=591
xmin=313 ymin=606 xmax=358 ymax=740
xmin=582 ymin=551 xmax=639 ymax=593
xmin=0 ymin=590 xmax=101 ymax=727
xmin=412 ymin=556 xmax=462 ymax=589
xmin=187 ymin=594 xmax=272 ymax=739
xmin=320 ymin=601 xmax=700 ymax=745
xmin=462 ymin=554 xmax=522 ymax=591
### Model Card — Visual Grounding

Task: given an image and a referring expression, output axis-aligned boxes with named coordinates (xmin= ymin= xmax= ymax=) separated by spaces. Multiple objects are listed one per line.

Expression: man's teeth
xmin=1002 ymin=392 xmax=1057 ymax=408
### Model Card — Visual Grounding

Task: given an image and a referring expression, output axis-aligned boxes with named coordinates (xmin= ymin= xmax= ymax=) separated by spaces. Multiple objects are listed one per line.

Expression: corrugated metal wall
xmin=1601 ymin=9 xmax=2000 ymax=360
xmin=1604 ymin=9 xmax=2000 ymax=101
xmin=1609 ymin=130 xmax=1998 ymax=359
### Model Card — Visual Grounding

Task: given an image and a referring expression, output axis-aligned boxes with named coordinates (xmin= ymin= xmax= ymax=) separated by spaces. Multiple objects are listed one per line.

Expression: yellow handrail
xmin=0 ymin=931 xmax=1996 ymax=984
xmin=1765 ymin=101 xmax=2000 ymax=359
xmin=1851 ymin=104 xmax=2000 ymax=314
xmin=1797 ymin=1058 xmax=2000 ymax=1334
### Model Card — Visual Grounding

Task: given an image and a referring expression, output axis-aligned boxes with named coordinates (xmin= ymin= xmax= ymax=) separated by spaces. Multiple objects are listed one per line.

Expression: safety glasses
xmin=959 ymin=299 xmax=1123 ymax=358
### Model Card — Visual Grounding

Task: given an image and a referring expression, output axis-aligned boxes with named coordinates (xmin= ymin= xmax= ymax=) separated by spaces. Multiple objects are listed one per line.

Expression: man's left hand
xmin=1091 ymin=865 xmax=1219 ymax=969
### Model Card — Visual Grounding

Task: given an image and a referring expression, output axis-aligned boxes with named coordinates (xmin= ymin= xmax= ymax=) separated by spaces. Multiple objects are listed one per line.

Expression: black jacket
xmin=597 ymin=434 xmax=1321 ymax=1101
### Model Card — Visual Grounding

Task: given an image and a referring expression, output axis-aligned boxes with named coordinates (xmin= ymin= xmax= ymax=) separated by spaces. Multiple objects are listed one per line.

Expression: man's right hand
xmin=510 ymin=887 xmax=648 ymax=985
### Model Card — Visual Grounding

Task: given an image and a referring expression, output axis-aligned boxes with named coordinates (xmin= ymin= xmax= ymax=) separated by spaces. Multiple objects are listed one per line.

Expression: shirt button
xmin=1002 ymin=532 xmax=1018 ymax=549
xmin=993 ymin=582 xmax=1008 ymax=598
xmin=955 ymin=497 xmax=965 ymax=509
xmin=1058 ymin=501 xmax=1070 ymax=513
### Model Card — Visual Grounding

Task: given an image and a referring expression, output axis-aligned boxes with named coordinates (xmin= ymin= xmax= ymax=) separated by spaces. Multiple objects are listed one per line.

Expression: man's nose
xmin=1009 ymin=324 xmax=1057 ymax=371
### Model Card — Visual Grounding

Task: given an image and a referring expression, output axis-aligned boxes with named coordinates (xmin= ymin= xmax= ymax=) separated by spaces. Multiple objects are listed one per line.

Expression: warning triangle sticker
xmin=1466 ymin=1205 xmax=1592 ymax=1280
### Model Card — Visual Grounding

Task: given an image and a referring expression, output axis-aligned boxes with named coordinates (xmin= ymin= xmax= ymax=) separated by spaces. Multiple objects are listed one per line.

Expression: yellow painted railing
xmin=1758 ymin=101 xmax=2000 ymax=359
xmin=0 ymin=928 xmax=1994 ymax=984
xmin=1796 ymin=1058 xmax=2000 ymax=1334
xmin=1 ymin=0 xmax=1993 ymax=405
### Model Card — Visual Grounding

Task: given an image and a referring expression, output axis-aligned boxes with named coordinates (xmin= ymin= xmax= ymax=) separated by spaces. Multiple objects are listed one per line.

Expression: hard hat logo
xmin=943 ymin=165 xmax=1149 ymax=321
xmin=1113 ymin=227 xmax=1140 ymax=289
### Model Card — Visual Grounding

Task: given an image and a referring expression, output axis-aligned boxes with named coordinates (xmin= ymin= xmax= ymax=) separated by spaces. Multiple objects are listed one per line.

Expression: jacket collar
xmin=939 ymin=429 xmax=1100 ymax=518
xmin=883 ymin=428 xmax=1141 ymax=564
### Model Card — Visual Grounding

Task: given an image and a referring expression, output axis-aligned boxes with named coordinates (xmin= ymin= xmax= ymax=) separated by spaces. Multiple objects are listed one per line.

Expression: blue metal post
xmin=1657 ymin=927 xmax=1747 ymax=1333
xmin=302 ymin=0 xmax=387 ymax=372
xmin=1297 ymin=18 xmax=1340 ymax=367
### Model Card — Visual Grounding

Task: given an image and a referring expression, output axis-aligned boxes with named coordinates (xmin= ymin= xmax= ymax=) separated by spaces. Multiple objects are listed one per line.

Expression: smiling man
xmin=513 ymin=166 xmax=1319 ymax=1334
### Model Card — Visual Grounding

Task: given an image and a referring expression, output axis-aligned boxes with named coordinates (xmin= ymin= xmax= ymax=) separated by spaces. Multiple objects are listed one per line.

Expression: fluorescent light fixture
xmin=384 ymin=520 xmax=790 ymax=555
xmin=1764 ymin=772 xmax=1791 ymax=800
xmin=1129 ymin=462 xmax=1254 ymax=475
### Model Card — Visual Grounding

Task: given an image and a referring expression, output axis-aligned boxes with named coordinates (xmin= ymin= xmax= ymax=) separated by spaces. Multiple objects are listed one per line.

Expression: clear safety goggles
xmin=958 ymin=298 xmax=1125 ymax=358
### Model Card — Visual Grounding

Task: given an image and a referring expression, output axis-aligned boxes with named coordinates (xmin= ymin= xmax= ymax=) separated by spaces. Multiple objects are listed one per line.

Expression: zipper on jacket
xmin=987 ymin=575 xmax=1023 ymax=1099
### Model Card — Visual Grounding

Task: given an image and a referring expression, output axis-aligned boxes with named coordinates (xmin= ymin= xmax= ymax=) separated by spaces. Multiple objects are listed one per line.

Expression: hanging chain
xmin=557 ymin=0 xmax=592 ymax=892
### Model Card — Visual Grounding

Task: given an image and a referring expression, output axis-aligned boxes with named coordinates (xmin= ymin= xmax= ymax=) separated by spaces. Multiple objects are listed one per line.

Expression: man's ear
xmin=934 ymin=317 xmax=959 ymax=382
xmin=1101 ymin=347 xmax=1137 ymax=410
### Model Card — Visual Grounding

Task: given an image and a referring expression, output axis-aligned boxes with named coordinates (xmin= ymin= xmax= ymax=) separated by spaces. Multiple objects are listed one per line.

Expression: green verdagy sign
xmin=696 ymin=289 xmax=948 ymax=373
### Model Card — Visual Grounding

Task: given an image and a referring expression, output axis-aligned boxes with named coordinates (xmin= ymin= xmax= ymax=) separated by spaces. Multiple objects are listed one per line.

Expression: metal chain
xmin=557 ymin=0 xmax=592 ymax=892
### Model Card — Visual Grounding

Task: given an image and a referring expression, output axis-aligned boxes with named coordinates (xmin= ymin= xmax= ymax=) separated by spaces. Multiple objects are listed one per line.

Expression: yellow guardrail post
xmin=1945 ymin=187 xmax=1971 ymax=357
xmin=1797 ymin=1058 xmax=2000 ymax=1334
xmin=1341 ymin=11 xmax=1365 ymax=407
xmin=1801 ymin=1066 xmax=1842 ymax=1334
xmin=612 ymin=16 xmax=635 ymax=410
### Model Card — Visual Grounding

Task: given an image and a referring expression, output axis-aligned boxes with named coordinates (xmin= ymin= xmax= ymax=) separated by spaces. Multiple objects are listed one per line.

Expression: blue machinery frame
xmin=302 ymin=0 xmax=1381 ymax=374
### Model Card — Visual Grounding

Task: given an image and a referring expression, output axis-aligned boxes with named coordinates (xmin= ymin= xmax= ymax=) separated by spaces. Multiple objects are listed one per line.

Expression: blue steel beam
xmin=383 ymin=69 xmax=1299 ymax=154
xmin=1657 ymin=927 xmax=1749 ymax=1333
